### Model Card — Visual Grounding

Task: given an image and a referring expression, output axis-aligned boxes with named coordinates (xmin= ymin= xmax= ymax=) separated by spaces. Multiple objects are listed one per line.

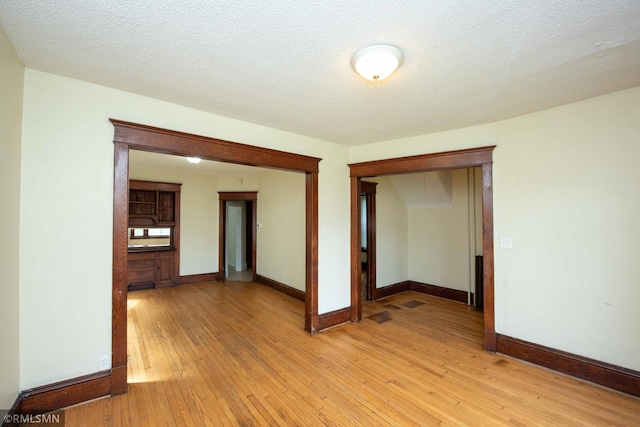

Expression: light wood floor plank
xmin=62 ymin=282 xmax=640 ymax=426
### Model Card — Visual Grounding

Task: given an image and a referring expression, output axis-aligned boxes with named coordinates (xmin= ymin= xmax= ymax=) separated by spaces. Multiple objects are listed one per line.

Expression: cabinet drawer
xmin=128 ymin=268 xmax=155 ymax=283
xmin=128 ymin=257 xmax=156 ymax=269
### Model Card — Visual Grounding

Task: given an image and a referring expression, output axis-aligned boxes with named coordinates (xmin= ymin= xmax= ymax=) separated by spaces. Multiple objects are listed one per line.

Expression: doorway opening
xmin=111 ymin=119 xmax=321 ymax=395
xmin=219 ymin=192 xmax=257 ymax=283
xmin=348 ymin=146 xmax=496 ymax=351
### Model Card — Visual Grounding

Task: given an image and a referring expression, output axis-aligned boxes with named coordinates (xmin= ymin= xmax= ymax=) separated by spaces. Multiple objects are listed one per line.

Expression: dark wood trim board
xmin=318 ymin=307 xmax=352 ymax=331
xmin=255 ymin=274 xmax=305 ymax=302
xmin=497 ymin=334 xmax=640 ymax=398
xmin=19 ymin=371 xmax=111 ymax=414
xmin=374 ymin=281 xmax=474 ymax=305
xmin=410 ymin=281 xmax=474 ymax=305
xmin=180 ymin=273 xmax=219 ymax=285
xmin=374 ymin=281 xmax=411 ymax=300
xmin=111 ymin=119 xmax=320 ymax=173
xmin=3 ymin=392 xmax=24 ymax=426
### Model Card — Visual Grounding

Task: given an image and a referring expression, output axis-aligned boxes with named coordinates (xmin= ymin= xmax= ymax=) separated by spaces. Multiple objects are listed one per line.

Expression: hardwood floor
xmin=63 ymin=282 xmax=640 ymax=426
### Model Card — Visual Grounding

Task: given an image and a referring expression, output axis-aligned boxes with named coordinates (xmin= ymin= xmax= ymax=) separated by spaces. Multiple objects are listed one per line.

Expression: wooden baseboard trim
xmin=374 ymin=281 xmax=411 ymax=299
xmin=180 ymin=272 xmax=219 ymax=285
xmin=497 ymin=334 xmax=640 ymax=397
xmin=110 ymin=364 xmax=127 ymax=396
xmin=374 ymin=280 xmax=474 ymax=305
xmin=255 ymin=274 xmax=305 ymax=302
xmin=318 ymin=307 xmax=351 ymax=331
xmin=484 ymin=329 xmax=497 ymax=352
xmin=3 ymin=391 xmax=24 ymax=426
xmin=409 ymin=281 xmax=474 ymax=305
xmin=19 ymin=371 xmax=111 ymax=414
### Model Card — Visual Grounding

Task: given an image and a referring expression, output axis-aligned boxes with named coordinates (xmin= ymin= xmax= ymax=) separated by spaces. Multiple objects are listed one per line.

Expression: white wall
xmin=408 ymin=169 xmax=473 ymax=292
xmin=367 ymin=177 xmax=408 ymax=287
xmin=217 ymin=174 xmax=262 ymax=192
xmin=19 ymin=69 xmax=350 ymax=389
xmin=0 ymin=24 xmax=23 ymax=407
xmin=130 ymin=166 xmax=218 ymax=276
xmin=257 ymin=170 xmax=306 ymax=291
xmin=350 ymin=85 xmax=640 ymax=372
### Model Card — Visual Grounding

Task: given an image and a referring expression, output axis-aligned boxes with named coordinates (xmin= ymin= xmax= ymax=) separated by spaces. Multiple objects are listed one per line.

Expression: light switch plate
xmin=500 ymin=237 xmax=513 ymax=249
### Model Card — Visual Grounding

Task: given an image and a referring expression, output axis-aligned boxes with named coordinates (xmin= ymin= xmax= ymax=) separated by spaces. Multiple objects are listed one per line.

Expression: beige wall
xmin=350 ymin=85 xmax=640 ymax=372
xmin=408 ymin=169 xmax=474 ymax=292
xmin=217 ymin=174 xmax=262 ymax=192
xmin=0 ymin=24 xmax=23 ymax=407
xmin=257 ymin=170 xmax=306 ymax=290
xmin=368 ymin=177 xmax=409 ymax=287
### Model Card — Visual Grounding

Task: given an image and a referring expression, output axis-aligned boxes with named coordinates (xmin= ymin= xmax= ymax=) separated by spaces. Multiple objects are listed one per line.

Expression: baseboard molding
xmin=255 ymin=274 xmax=305 ymax=302
xmin=18 ymin=371 xmax=111 ymax=414
xmin=409 ymin=281 xmax=474 ymax=305
xmin=374 ymin=281 xmax=411 ymax=299
xmin=110 ymin=364 xmax=127 ymax=396
xmin=497 ymin=334 xmax=640 ymax=397
xmin=180 ymin=272 xmax=219 ymax=285
xmin=2 ymin=392 xmax=24 ymax=426
xmin=318 ymin=307 xmax=351 ymax=331
xmin=374 ymin=280 xmax=474 ymax=305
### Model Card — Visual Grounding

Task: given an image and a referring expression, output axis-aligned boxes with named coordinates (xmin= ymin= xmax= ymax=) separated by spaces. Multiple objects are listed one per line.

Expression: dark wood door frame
xmin=218 ymin=192 xmax=257 ymax=282
xmin=348 ymin=146 xmax=497 ymax=351
xmin=361 ymin=181 xmax=377 ymax=300
xmin=111 ymin=119 xmax=321 ymax=395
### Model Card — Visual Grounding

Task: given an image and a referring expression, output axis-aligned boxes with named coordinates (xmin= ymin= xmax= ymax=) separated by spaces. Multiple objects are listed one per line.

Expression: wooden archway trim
xmin=111 ymin=120 xmax=321 ymax=395
xmin=361 ymin=182 xmax=377 ymax=301
xmin=347 ymin=145 xmax=496 ymax=352
xmin=111 ymin=119 xmax=320 ymax=173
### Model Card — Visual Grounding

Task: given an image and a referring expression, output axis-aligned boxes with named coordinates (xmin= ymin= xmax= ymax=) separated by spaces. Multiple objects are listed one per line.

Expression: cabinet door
xmin=156 ymin=252 xmax=176 ymax=287
xmin=158 ymin=191 xmax=175 ymax=223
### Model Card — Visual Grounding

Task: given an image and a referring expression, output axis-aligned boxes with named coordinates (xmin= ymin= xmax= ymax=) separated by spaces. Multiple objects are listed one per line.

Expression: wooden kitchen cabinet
xmin=127 ymin=180 xmax=181 ymax=291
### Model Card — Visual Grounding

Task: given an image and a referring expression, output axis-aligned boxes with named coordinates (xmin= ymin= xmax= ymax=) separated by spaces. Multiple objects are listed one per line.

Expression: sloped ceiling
xmin=1 ymin=1 xmax=639 ymax=145
xmin=390 ymin=171 xmax=453 ymax=209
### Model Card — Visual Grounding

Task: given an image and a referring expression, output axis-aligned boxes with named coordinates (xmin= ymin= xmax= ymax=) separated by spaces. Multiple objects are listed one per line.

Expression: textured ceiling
xmin=1 ymin=1 xmax=639 ymax=145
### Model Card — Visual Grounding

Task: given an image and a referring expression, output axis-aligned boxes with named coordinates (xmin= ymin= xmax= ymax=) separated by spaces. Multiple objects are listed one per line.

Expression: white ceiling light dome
xmin=186 ymin=157 xmax=201 ymax=164
xmin=352 ymin=45 xmax=403 ymax=82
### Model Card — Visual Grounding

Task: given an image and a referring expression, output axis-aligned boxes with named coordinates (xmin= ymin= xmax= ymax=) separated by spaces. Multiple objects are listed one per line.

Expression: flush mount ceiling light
xmin=352 ymin=45 xmax=403 ymax=82
xmin=186 ymin=157 xmax=201 ymax=164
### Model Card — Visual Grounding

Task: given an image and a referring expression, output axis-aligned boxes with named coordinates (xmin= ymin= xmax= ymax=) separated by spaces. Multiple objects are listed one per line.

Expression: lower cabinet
xmin=128 ymin=250 xmax=178 ymax=290
xmin=156 ymin=251 xmax=176 ymax=288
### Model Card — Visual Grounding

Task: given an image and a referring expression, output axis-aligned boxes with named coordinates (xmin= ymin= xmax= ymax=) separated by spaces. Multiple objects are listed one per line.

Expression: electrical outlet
xmin=99 ymin=354 xmax=110 ymax=371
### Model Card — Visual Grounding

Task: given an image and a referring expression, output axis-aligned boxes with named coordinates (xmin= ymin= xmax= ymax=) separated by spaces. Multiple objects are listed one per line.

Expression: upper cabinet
xmin=129 ymin=180 xmax=181 ymax=227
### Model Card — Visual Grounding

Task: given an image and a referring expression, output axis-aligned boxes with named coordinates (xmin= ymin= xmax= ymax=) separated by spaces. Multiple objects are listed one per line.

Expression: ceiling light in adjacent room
xmin=186 ymin=157 xmax=201 ymax=164
xmin=352 ymin=45 xmax=403 ymax=82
